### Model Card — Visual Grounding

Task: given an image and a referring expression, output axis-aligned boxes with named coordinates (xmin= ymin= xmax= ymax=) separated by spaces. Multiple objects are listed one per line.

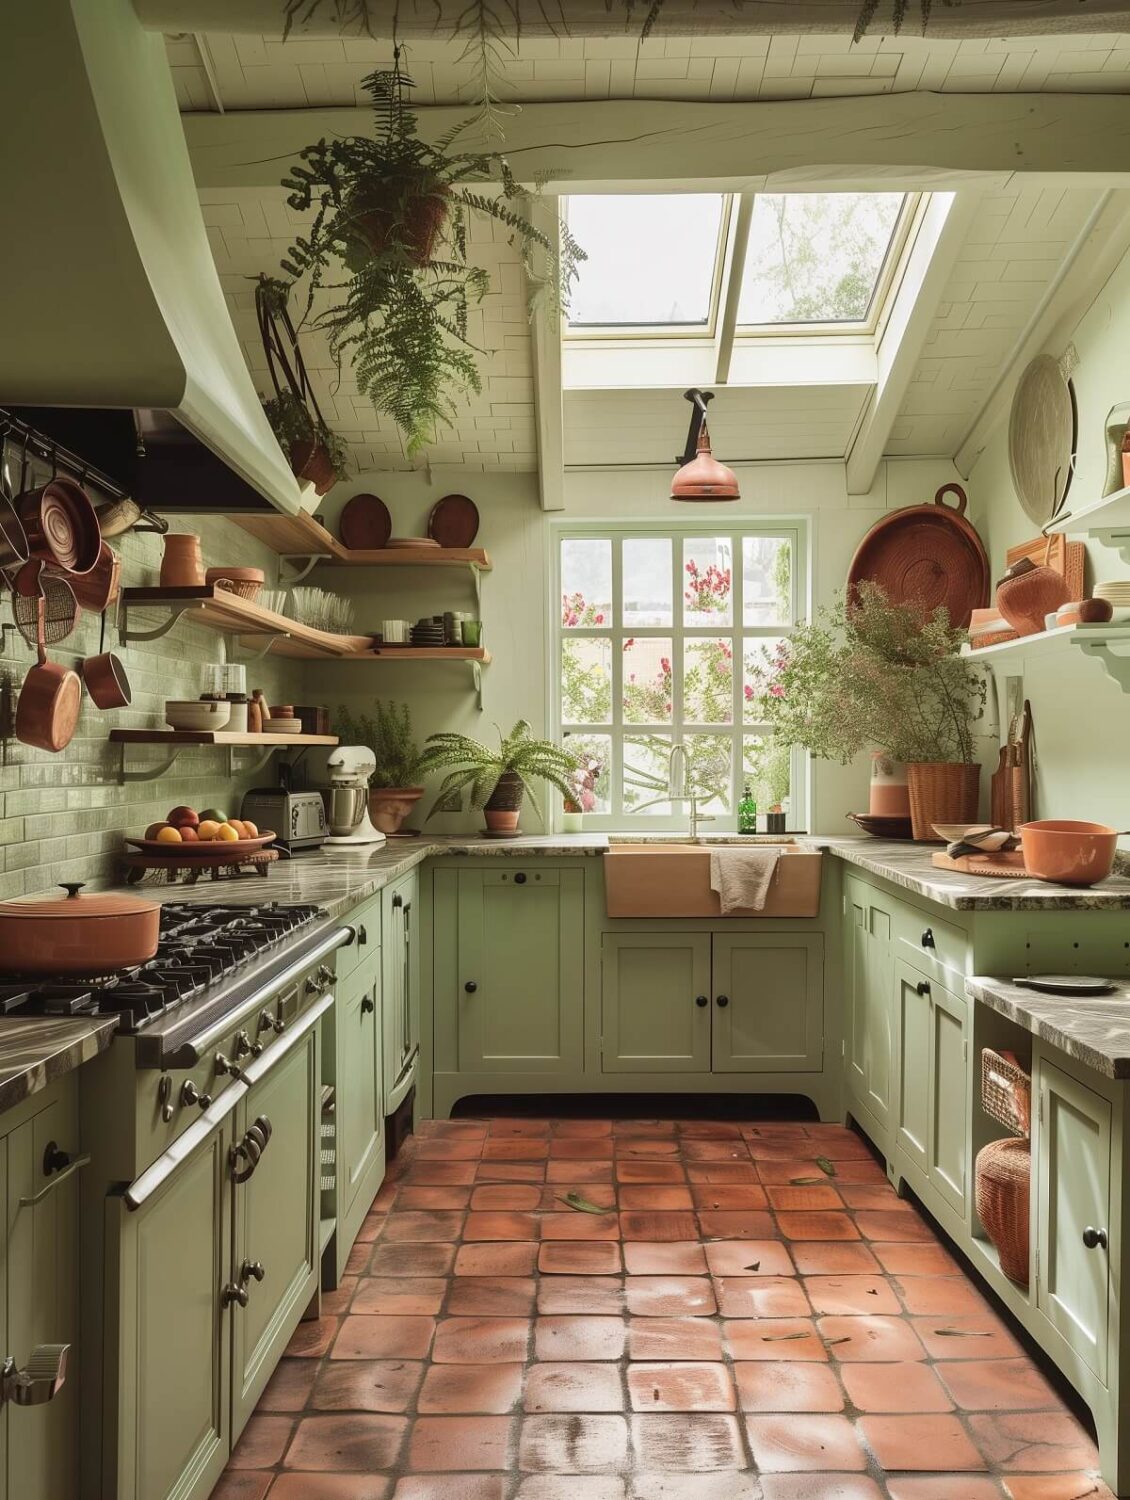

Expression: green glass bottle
xmin=738 ymin=782 xmax=758 ymax=835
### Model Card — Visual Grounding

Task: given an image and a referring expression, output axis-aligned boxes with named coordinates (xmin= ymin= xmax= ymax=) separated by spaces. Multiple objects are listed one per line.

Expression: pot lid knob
xmin=58 ymin=883 xmax=85 ymax=899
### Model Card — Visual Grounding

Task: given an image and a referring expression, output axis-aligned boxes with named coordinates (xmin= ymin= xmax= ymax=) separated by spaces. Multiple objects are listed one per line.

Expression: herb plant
xmin=335 ymin=701 xmax=425 ymax=787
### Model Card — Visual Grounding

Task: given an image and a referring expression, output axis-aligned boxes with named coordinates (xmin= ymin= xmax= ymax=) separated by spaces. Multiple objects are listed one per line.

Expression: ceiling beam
xmin=184 ymin=94 xmax=1130 ymax=198
xmin=845 ymin=189 xmax=981 ymax=495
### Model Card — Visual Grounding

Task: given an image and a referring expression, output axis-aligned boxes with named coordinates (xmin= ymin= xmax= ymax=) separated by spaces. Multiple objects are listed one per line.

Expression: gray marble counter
xmin=823 ymin=837 xmax=1130 ymax=912
xmin=967 ymin=975 xmax=1130 ymax=1079
xmin=0 ymin=1015 xmax=118 ymax=1114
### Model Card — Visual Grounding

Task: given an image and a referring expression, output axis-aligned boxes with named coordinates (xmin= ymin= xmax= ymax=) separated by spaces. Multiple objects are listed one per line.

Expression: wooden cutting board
xmin=932 ymin=850 xmax=1030 ymax=879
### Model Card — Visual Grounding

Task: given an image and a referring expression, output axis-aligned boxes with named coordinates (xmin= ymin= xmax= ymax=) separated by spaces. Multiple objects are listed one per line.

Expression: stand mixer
xmin=322 ymin=746 xmax=387 ymax=846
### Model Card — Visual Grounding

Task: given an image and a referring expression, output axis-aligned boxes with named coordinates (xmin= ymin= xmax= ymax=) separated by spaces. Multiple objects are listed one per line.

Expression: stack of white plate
xmin=1094 ymin=581 xmax=1130 ymax=622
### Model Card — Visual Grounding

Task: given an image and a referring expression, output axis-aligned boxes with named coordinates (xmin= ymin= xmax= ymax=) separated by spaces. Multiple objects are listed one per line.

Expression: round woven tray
xmin=847 ymin=484 xmax=989 ymax=629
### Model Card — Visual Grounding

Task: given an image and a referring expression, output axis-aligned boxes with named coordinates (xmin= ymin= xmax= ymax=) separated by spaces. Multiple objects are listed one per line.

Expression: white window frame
xmin=551 ymin=519 xmax=809 ymax=833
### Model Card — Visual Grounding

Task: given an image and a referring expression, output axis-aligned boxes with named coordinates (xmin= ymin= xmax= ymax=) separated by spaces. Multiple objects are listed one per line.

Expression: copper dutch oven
xmin=0 ymin=882 xmax=160 ymax=976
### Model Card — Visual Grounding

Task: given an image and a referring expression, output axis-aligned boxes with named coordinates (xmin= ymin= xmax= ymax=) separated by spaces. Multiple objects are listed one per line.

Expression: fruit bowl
xmin=125 ymin=831 xmax=277 ymax=857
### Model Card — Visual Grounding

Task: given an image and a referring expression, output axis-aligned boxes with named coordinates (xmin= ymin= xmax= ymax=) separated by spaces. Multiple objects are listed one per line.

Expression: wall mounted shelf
xmin=108 ymin=728 xmax=339 ymax=784
xmin=963 ymin=623 xmax=1130 ymax=692
xmin=1047 ymin=484 xmax=1130 ymax=565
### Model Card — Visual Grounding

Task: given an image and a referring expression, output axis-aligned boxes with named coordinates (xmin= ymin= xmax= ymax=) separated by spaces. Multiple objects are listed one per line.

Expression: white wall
xmin=313 ymin=455 xmax=960 ymax=834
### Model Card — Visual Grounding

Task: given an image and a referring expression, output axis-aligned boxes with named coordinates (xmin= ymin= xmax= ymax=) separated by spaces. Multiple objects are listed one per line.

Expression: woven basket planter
xmin=484 ymin=771 xmax=525 ymax=833
xmin=907 ymin=762 xmax=980 ymax=841
xmin=975 ymin=1137 xmax=1031 ymax=1285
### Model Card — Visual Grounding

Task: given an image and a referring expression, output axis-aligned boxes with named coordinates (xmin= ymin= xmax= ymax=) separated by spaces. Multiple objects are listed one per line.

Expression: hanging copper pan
xmin=15 ymin=595 xmax=82 ymax=753
xmin=17 ymin=476 xmax=101 ymax=575
xmin=62 ymin=541 xmax=120 ymax=613
xmin=846 ymin=484 xmax=989 ymax=629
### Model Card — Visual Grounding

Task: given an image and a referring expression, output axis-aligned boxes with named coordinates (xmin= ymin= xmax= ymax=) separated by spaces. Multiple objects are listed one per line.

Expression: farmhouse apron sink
xmin=603 ymin=843 xmax=823 ymax=918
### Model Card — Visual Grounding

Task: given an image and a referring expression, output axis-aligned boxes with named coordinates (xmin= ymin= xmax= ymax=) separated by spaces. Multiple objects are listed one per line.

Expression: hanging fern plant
xmin=278 ymin=60 xmax=584 ymax=455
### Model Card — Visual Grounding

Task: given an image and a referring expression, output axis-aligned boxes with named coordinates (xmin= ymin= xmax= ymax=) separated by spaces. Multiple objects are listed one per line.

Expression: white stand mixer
xmin=323 ymin=746 xmax=387 ymax=846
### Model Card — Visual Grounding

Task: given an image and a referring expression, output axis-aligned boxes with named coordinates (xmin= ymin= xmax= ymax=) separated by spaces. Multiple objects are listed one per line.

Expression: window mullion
xmin=715 ymin=191 xmax=754 ymax=387
xmin=611 ymin=542 xmax=624 ymax=823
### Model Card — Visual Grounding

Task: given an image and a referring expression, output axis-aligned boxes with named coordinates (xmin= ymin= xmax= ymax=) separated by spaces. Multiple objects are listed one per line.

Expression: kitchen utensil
xmin=1018 ymin=819 xmax=1119 ymax=887
xmin=846 ymin=483 xmax=989 ymax=630
xmin=1011 ymin=701 xmax=1033 ymax=832
xmin=386 ymin=537 xmax=441 ymax=550
xmin=932 ymin=824 xmax=1014 ymax=850
xmin=339 ymin=493 xmax=392 ymax=550
xmin=0 ymin=882 xmax=159 ymax=975
xmin=165 ymin=699 xmax=232 ymax=731
xmin=125 ymin=831 xmax=277 ymax=857
xmin=82 ymin=651 xmax=132 ymax=710
xmin=160 ymin=532 xmax=204 ymax=588
xmin=16 ymin=476 xmax=100 ymax=575
xmin=14 ymin=593 xmax=82 ymax=753
xmin=1008 ymin=352 xmax=1076 ymax=526
xmin=1006 ymin=534 xmax=1084 ymax=600
xmin=1012 ymin=974 xmax=1117 ymax=996
xmin=204 ymin=566 xmax=264 ymax=601
xmin=996 ymin=548 xmax=1071 ymax=637
xmin=64 ymin=540 xmax=120 ymax=613
xmin=846 ymin=813 xmax=914 ymax=840
xmin=10 ymin=559 xmax=78 ymax=646
xmin=931 ymin=850 xmax=1029 ymax=878
xmin=428 ymin=493 xmax=480 ymax=548
xmin=990 ymin=744 xmax=1011 ymax=832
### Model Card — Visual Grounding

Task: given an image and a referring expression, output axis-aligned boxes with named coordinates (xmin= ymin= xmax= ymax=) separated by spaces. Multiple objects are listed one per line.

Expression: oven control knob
xmin=214 ymin=1052 xmax=245 ymax=1081
xmin=179 ymin=1080 xmax=212 ymax=1111
xmin=234 ymin=1030 xmax=254 ymax=1059
xmin=318 ymin=965 xmax=334 ymax=989
xmin=305 ymin=978 xmax=320 ymax=997
xmin=257 ymin=1009 xmax=281 ymax=1037
xmin=240 ymin=1259 xmax=266 ymax=1283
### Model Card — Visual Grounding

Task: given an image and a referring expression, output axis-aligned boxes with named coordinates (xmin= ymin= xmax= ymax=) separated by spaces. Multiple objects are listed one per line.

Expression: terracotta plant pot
xmin=868 ymin=751 xmax=911 ymax=818
xmin=369 ymin=786 xmax=424 ymax=836
xmin=346 ymin=180 xmax=450 ymax=266
xmin=907 ymin=762 xmax=981 ymax=842
xmin=288 ymin=439 xmax=338 ymax=496
xmin=484 ymin=770 xmax=524 ymax=833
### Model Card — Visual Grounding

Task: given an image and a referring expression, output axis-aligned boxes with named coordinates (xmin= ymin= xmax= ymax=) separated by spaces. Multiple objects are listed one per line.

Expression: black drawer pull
xmin=921 ymin=928 xmax=935 ymax=949
xmin=916 ymin=980 xmax=931 ymax=996
xmin=716 ymin=995 xmax=729 ymax=1008
xmin=1083 ymin=1226 xmax=1108 ymax=1251
xmin=695 ymin=995 xmax=709 ymax=1008
xmin=514 ymin=872 xmax=527 ymax=884
xmin=464 ymin=981 xmax=477 ymax=994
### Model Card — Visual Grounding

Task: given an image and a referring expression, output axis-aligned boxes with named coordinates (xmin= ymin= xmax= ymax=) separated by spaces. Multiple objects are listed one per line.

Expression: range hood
xmin=0 ymin=0 xmax=308 ymax=517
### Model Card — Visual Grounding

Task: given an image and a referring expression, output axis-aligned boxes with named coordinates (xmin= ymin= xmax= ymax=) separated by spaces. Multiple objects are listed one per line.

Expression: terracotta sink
xmin=603 ymin=843 xmax=823 ymax=918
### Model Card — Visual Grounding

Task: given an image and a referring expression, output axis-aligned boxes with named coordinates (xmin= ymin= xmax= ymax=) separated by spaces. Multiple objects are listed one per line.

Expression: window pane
xmin=562 ymin=732 xmax=611 ymax=815
xmin=737 ymin=193 xmax=905 ymax=325
xmin=624 ymin=734 xmax=673 ymax=814
xmin=685 ymin=733 xmax=732 ymax=812
xmin=566 ymin=194 xmax=725 ymax=328
xmin=743 ymin=638 xmax=789 ymax=723
xmin=623 ymin=537 xmax=672 ymax=628
xmin=743 ymin=536 xmax=793 ymax=627
xmin=623 ymin=637 xmax=672 ymax=725
xmin=683 ymin=539 xmax=733 ymax=627
xmin=561 ymin=538 xmax=611 ymax=628
xmin=743 ymin=735 xmax=792 ymax=817
xmin=684 ymin=639 xmax=733 ymax=725
xmin=561 ymin=638 xmax=612 ymax=725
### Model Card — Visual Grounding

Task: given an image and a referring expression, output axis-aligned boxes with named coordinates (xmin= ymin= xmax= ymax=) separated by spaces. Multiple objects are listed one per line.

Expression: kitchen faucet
xmin=629 ymin=743 xmax=715 ymax=838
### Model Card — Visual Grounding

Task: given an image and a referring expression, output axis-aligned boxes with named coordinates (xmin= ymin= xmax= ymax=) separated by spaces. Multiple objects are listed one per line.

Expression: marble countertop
xmin=0 ymin=1015 xmax=118 ymax=1114
xmin=967 ymin=975 xmax=1130 ymax=1079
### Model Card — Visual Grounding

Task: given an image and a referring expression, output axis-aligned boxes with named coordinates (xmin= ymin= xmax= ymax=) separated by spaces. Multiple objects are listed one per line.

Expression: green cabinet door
xmin=231 ymin=1023 xmax=321 ymax=1435
xmin=928 ymin=977 xmax=969 ymax=1218
xmin=711 ymin=933 xmax=823 ymax=1073
xmin=456 ymin=868 xmax=584 ymax=1073
xmin=338 ymin=971 xmax=384 ymax=1224
xmin=845 ymin=887 xmax=869 ymax=1110
xmin=6 ymin=1088 xmax=81 ymax=1500
xmin=601 ymin=932 xmax=711 ymax=1074
xmin=845 ymin=883 xmax=894 ymax=1137
xmin=383 ymin=873 xmax=420 ymax=1111
xmin=1036 ymin=1060 xmax=1111 ymax=1381
xmin=894 ymin=959 xmax=931 ymax=1178
xmin=110 ymin=1123 xmax=231 ymax=1500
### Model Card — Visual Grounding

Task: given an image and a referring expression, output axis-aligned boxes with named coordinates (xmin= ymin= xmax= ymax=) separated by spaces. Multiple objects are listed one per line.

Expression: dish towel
xmin=709 ymin=847 xmax=780 ymax=914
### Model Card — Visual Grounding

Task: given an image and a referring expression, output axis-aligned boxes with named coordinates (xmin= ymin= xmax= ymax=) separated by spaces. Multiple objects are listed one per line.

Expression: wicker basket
xmin=209 ymin=576 xmax=263 ymax=602
xmin=975 ymin=1137 xmax=1031 ymax=1284
xmin=907 ymin=762 xmax=980 ymax=841
xmin=981 ymin=1048 xmax=1031 ymax=1137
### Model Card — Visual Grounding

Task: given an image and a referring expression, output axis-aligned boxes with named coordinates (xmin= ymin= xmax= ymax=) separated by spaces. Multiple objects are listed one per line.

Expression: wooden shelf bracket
xmin=116 ymin=740 xmax=304 ymax=785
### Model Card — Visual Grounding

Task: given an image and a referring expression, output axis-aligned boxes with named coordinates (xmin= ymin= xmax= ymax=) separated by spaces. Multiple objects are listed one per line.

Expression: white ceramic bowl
xmin=165 ymin=700 xmax=231 ymax=731
xmin=264 ymin=717 xmax=304 ymax=735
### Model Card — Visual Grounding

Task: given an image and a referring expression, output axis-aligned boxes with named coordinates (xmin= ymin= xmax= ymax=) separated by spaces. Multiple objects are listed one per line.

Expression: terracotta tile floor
xmin=215 ymin=1117 xmax=1114 ymax=1500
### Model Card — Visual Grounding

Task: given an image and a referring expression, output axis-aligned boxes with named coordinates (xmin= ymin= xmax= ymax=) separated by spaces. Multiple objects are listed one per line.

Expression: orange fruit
xmin=242 ymin=820 xmax=259 ymax=838
xmin=155 ymin=825 xmax=183 ymax=844
xmin=179 ymin=826 xmax=199 ymax=841
xmin=216 ymin=823 xmax=240 ymax=842
xmin=197 ymin=820 xmax=220 ymax=841
xmin=227 ymin=819 xmax=246 ymax=838
xmin=144 ymin=822 xmax=167 ymax=841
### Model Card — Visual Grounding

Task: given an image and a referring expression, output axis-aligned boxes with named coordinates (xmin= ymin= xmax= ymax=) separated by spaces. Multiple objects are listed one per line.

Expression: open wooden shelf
xmin=963 ymin=622 xmax=1130 ymax=692
xmin=120 ymin=586 xmax=373 ymax=660
xmin=234 ymin=511 xmax=491 ymax=571
xmin=108 ymin=730 xmax=339 ymax=746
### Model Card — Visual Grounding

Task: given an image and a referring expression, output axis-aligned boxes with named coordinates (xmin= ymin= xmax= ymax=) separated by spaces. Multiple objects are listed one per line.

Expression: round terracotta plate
xmin=339 ymin=494 xmax=391 ymax=550
xmin=125 ymin=831 xmax=277 ymax=856
xmin=386 ymin=537 xmax=440 ymax=549
xmin=428 ymin=493 xmax=480 ymax=548
xmin=846 ymin=485 xmax=989 ymax=630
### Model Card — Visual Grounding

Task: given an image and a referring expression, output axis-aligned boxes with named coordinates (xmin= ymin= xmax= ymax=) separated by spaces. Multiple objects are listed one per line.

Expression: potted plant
xmin=278 ymin=60 xmax=584 ymax=454
xmin=262 ymin=389 xmax=350 ymax=496
xmin=418 ymin=720 xmax=580 ymax=835
xmin=336 ymin=701 xmax=426 ymax=835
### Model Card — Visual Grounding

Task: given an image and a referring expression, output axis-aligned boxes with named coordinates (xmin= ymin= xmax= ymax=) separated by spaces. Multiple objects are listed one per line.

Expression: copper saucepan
xmin=14 ymin=594 xmax=82 ymax=753
xmin=0 ymin=882 xmax=159 ymax=975
xmin=82 ymin=651 xmax=131 ymax=710
xmin=63 ymin=541 xmax=120 ymax=613
xmin=17 ymin=476 xmax=101 ymax=575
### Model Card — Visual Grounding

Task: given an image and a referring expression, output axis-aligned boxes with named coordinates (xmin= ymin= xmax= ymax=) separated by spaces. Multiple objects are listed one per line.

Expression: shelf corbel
xmin=1092 ymin=529 xmax=1130 ymax=570
xmin=278 ymin=554 xmax=322 ymax=585
xmin=1076 ymin=634 xmax=1130 ymax=693
xmin=119 ymin=598 xmax=201 ymax=645
xmin=118 ymin=746 xmax=184 ymax=784
xmin=229 ymin=631 xmax=290 ymax=663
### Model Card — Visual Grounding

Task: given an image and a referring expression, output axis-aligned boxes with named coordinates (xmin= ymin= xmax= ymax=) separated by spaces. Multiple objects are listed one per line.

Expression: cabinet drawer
xmin=894 ymin=906 xmax=968 ymax=981
xmin=337 ymin=895 xmax=381 ymax=980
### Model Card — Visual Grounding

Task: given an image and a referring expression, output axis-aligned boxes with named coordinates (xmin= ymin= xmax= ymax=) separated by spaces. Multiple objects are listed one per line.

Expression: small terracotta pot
xmin=289 ymin=440 xmax=337 ymax=496
xmin=369 ymin=786 xmax=424 ymax=835
xmin=484 ymin=808 xmax=521 ymax=833
xmin=907 ymin=762 xmax=981 ymax=842
xmin=160 ymin=532 xmax=204 ymax=588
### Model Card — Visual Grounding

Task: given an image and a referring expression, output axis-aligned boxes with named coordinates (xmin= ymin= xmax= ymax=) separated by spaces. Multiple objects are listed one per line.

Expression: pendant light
xmin=670 ymin=388 xmax=740 ymax=501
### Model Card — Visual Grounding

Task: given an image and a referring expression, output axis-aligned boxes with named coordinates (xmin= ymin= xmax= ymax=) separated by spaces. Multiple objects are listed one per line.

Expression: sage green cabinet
xmin=337 ymin=968 xmax=384 ymax=1226
xmin=1036 ymin=1060 xmax=1111 ymax=1382
xmin=894 ymin=959 xmax=968 ymax=1217
xmin=383 ymin=872 xmax=419 ymax=1111
xmin=712 ymin=933 xmax=823 ymax=1073
xmin=452 ymin=867 xmax=584 ymax=1074
xmin=601 ymin=933 xmax=711 ymax=1073
xmin=844 ymin=878 xmax=894 ymax=1142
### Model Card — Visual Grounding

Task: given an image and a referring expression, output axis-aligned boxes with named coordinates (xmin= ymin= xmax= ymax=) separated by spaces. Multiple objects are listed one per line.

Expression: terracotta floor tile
xmin=618 ymin=1184 xmax=694 ymax=1210
xmin=895 ymin=1274 xmax=993 ymax=1316
xmin=861 ymin=1413 xmax=987 ymax=1470
xmin=432 ymin=1317 xmax=531 ymax=1364
xmin=464 ymin=1211 xmax=540 ymax=1241
xmin=689 ymin=1184 xmax=769 ymax=1211
xmin=537 ymin=1276 xmax=626 ymax=1315
xmin=490 ymin=1119 xmax=550 ymax=1137
xmin=938 ymin=1358 xmax=1062 ymax=1411
xmin=685 ymin=1162 xmax=761 ymax=1183
xmin=272 ymin=1478 xmax=391 ymax=1499
xmin=540 ymin=1184 xmax=617 ymax=1212
xmin=351 ymin=1277 xmax=448 ymax=1316
xmin=628 ymin=1316 xmax=724 ymax=1361
xmin=629 ymin=1413 xmax=745 ymax=1470
xmin=886 ymin=1481 xmax=1003 ymax=1500
xmin=912 ymin=1313 xmax=1024 ymax=1361
xmin=470 ymin=1184 xmax=542 ymax=1211
xmin=355 ymin=1215 xmax=386 ymax=1243
xmin=714 ymin=1274 xmax=810 ymax=1318
xmin=407 ymin=1416 xmax=512 ymax=1471
xmin=538 ymin=1242 xmax=623 ymax=1275
xmin=840 ymin=1360 xmax=953 ymax=1413
xmin=448 ymin=1277 xmax=538 ymax=1316
xmin=817 ymin=1314 xmax=926 ymax=1362
xmin=698 ymin=1209 xmax=775 ymax=1238
xmin=477 ymin=1162 xmax=547 ymax=1183
xmin=734 ymin=1360 xmax=845 ymax=1413
xmin=228 ymin=1415 xmax=293 ymax=1467
xmin=394 ymin=1478 xmax=505 ymax=1500
xmin=517 ymin=1480 xmax=626 ymax=1500
xmin=620 ymin=1210 xmax=699 ymax=1241
xmin=681 ymin=1139 xmax=751 ymax=1161
xmin=855 ymin=1209 xmax=933 ymax=1241
xmin=312 ymin=1360 xmax=425 ymax=1414
xmin=284 ymin=1414 xmax=407 ymax=1470
xmin=535 ymin=1316 xmax=627 ymax=1361
xmin=541 ymin=1212 xmax=621 ymax=1241
xmin=751 ymin=1158 xmax=831 ymax=1184
xmin=758 ymin=1478 xmax=884 ymax=1500
xmin=548 ymin=1137 xmax=614 ymax=1159
xmin=483 ymin=1139 xmax=549 ymax=1160
xmin=724 ymin=1318 xmax=828 ymax=1362
xmin=622 ymin=1241 xmax=707 ymax=1275
xmin=617 ymin=1138 xmax=681 ymax=1157
xmin=405 ymin=1162 xmax=479 ymax=1186
xmin=454 ymin=1243 xmax=539 ymax=1276
xmin=766 ymin=1185 xmax=843 ymax=1211
xmin=418 ymin=1363 xmax=524 ymax=1414
xmin=397 ymin=1186 xmax=473 ymax=1210
xmin=553 ymin=1119 xmax=613 ymax=1137
xmin=788 ymin=1242 xmax=880 ymax=1274
xmin=627 ymin=1361 xmax=736 ymax=1412
xmin=839 ymin=1184 xmax=902 ymax=1211
xmin=369 ymin=1243 xmax=455 ymax=1277
xmin=209 ymin=1475 xmax=274 ymax=1500
xmin=1002 ymin=1478 xmax=1114 ymax=1499
xmin=523 ymin=1362 xmax=625 ymax=1413
xmin=285 ymin=1317 xmax=339 ymax=1357
xmin=323 ymin=1277 xmax=359 ymax=1317
xmin=416 ymin=1140 xmax=483 ymax=1160
xmin=257 ymin=1357 xmax=316 ymax=1411
xmin=615 ymin=1161 xmax=687 ymax=1184
xmin=776 ymin=1212 xmax=861 ymax=1241
xmin=624 ymin=1275 xmax=716 ymax=1317
xmin=331 ymin=1315 xmax=434 ymax=1360
xmin=627 ymin=1475 xmax=761 ymax=1499
xmin=873 ymin=1241 xmax=961 ymax=1275
xmin=680 ymin=1121 xmax=744 ymax=1138
xmin=745 ymin=1413 xmax=867 ymax=1471
xmin=703 ymin=1239 xmax=795 ymax=1277
xmin=546 ymin=1161 xmax=615 ymax=1184
xmin=969 ymin=1412 xmax=1100 ymax=1471
xmin=519 ymin=1413 xmax=629 ymax=1473
xmin=346 ymin=1240 xmax=375 ymax=1275
xmin=803 ymin=1275 xmax=901 ymax=1315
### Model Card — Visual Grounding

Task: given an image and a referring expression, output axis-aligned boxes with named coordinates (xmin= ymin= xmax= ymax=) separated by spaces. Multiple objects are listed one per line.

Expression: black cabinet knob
xmin=514 ymin=872 xmax=527 ymax=884
xmin=716 ymin=995 xmax=729 ymax=1008
xmin=392 ymin=894 xmax=403 ymax=909
xmin=361 ymin=994 xmax=376 ymax=1014
xmin=357 ymin=923 xmax=368 ymax=944
xmin=1083 ymin=1225 xmax=1109 ymax=1250
xmin=695 ymin=995 xmax=709 ymax=1008
xmin=464 ymin=981 xmax=478 ymax=994
xmin=916 ymin=980 xmax=931 ymax=997
xmin=921 ymin=928 xmax=935 ymax=949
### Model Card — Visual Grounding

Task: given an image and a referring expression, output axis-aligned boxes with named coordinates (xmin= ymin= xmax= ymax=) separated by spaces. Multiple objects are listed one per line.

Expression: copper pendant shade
xmin=670 ymin=389 xmax=740 ymax=501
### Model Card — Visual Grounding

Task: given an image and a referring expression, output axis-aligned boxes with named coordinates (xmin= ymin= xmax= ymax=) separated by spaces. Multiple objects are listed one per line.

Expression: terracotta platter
xmin=427 ymin=493 xmax=479 ymax=548
xmin=338 ymin=493 xmax=392 ymax=550
xmin=125 ymin=831 xmax=277 ymax=857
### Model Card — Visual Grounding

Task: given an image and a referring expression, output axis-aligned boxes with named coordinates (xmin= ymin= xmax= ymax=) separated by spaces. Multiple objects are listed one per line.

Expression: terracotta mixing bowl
xmin=1018 ymin=819 xmax=1119 ymax=886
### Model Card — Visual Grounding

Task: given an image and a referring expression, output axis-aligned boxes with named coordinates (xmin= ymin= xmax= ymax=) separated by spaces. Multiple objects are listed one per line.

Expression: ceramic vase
xmin=868 ymin=752 xmax=911 ymax=818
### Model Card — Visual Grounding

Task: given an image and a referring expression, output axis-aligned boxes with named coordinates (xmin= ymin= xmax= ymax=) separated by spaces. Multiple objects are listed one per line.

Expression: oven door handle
xmin=237 ymin=994 xmax=332 ymax=1089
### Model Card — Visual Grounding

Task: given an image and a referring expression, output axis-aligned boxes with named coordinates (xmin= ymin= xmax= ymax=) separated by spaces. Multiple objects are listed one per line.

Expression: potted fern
xmin=418 ymin=720 xmax=580 ymax=835
xmin=262 ymin=389 xmax=350 ymax=496
xmin=336 ymin=701 xmax=426 ymax=835
xmin=278 ymin=60 xmax=583 ymax=454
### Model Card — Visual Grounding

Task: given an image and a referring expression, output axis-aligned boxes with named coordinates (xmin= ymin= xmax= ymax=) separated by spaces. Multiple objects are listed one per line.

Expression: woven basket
xmin=907 ymin=762 xmax=980 ymax=841
xmin=210 ymin=576 xmax=263 ymax=602
xmin=981 ymin=1048 xmax=1031 ymax=1137
xmin=975 ymin=1137 xmax=1031 ymax=1285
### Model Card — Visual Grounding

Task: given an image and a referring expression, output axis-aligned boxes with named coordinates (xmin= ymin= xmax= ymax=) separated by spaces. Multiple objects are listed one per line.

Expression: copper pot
xmin=82 ymin=651 xmax=132 ymax=710
xmin=0 ymin=882 xmax=159 ymax=976
xmin=17 ymin=477 xmax=101 ymax=575
xmin=14 ymin=596 xmax=82 ymax=753
xmin=160 ymin=533 xmax=204 ymax=588
xmin=64 ymin=542 xmax=121 ymax=613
